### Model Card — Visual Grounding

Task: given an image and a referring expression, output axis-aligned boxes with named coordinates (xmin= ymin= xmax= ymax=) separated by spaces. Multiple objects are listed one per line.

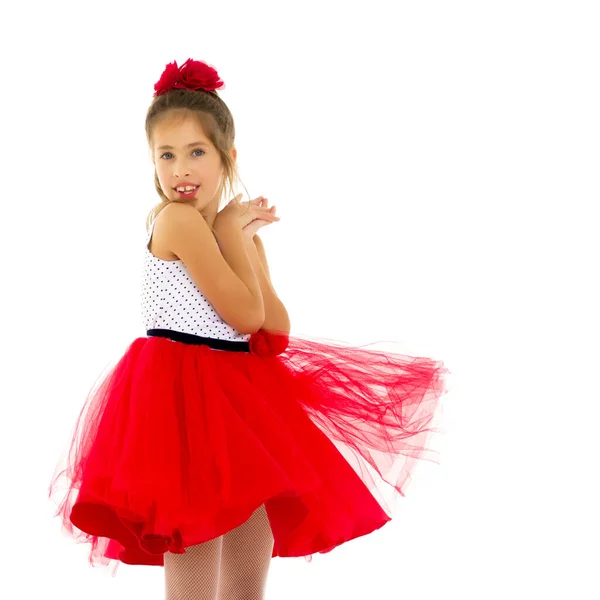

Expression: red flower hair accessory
xmin=153 ymin=58 xmax=226 ymax=97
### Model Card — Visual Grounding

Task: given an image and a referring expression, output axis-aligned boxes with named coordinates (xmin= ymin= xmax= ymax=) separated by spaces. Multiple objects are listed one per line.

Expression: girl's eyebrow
xmin=157 ymin=141 xmax=208 ymax=150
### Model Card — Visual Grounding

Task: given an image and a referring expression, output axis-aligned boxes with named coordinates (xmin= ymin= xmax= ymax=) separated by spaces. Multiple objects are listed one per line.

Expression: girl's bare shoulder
xmin=148 ymin=204 xmax=194 ymax=261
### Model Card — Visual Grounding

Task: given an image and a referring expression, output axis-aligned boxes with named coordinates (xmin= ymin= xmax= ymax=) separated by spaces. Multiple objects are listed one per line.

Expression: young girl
xmin=48 ymin=58 xmax=449 ymax=598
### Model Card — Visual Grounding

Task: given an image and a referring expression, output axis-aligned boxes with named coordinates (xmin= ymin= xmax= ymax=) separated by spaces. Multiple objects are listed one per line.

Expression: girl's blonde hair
xmin=144 ymin=88 xmax=248 ymax=232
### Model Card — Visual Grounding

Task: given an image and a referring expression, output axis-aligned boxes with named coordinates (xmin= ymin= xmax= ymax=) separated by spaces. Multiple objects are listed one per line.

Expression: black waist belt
xmin=146 ymin=328 xmax=251 ymax=353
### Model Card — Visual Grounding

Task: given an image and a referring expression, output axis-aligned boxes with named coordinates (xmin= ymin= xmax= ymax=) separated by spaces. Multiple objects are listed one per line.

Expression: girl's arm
xmin=251 ymin=234 xmax=272 ymax=282
xmin=245 ymin=235 xmax=291 ymax=334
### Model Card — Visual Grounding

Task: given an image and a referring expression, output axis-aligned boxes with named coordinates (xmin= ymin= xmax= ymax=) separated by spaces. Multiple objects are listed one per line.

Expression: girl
xmin=48 ymin=58 xmax=449 ymax=599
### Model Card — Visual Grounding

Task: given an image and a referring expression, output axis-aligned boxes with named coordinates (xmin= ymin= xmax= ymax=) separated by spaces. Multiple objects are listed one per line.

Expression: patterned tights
xmin=164 ymin=503 xmax=275 ymax=600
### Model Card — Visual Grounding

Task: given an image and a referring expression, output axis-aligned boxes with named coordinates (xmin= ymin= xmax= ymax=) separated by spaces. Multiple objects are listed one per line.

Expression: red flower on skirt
xmin=249 ymin=329 xmax=290 ymax=357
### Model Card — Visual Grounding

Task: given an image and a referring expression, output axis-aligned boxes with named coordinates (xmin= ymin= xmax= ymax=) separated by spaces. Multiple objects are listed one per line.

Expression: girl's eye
xmin=160 ymin=148 xmax=206 ymax=160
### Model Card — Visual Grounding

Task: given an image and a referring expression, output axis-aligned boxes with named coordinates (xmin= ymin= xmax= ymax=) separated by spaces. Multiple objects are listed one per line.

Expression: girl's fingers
xmin=251 ymin=197 xmax=277 ymax=218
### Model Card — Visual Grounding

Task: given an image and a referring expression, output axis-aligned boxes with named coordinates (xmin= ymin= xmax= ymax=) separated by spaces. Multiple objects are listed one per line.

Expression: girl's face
xmin=151 ymin=112 xmax=234 ymax=211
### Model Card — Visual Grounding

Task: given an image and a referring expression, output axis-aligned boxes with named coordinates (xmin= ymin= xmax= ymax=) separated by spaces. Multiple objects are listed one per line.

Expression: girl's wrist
xmin=242 ymin=231 xmax=257 ymax=246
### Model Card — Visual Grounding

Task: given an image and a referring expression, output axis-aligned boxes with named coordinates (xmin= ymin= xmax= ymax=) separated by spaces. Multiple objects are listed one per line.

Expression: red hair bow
xmin=153 ymin=58 xmax=226 ymax=97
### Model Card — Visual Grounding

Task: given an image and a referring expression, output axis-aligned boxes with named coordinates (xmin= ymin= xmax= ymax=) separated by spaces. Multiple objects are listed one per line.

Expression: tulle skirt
xmin=48 ymin=327 xmax=449 ymax=576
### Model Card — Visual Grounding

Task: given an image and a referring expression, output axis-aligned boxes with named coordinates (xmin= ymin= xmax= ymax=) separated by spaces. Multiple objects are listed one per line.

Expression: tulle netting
xmin=48 ymin=329 xmax=449 ymax=576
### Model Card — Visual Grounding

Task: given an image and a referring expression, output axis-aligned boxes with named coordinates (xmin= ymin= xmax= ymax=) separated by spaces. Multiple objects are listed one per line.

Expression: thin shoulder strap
xmin=145 ymin=219 xmax=156 ymax=247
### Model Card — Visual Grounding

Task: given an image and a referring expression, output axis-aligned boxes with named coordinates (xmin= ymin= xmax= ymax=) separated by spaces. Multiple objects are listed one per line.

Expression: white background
xmin=1 ymin=0 xmax=598 ymax=598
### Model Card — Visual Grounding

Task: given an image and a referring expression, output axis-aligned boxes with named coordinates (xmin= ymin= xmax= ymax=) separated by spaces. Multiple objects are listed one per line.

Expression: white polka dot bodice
xmin=140 ymin=219 xmax=251 ymax=341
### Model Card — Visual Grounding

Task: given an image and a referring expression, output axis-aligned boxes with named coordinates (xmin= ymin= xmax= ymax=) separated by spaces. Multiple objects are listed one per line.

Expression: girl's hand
xmin=242 ymin=197 xmax=279 ymax=240
xmin=214 ymin=194 xmax=279 ymax=232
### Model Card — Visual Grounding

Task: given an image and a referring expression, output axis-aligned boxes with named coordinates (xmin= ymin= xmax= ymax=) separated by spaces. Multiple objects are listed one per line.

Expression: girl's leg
xmin=164 ymin=534 xmax=224 ymax=600
xmin=217 ymin=503 xmax=275 ymax=600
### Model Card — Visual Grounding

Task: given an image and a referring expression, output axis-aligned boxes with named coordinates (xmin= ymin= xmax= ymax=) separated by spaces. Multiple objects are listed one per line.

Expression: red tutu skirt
xmin=48 ymin=328 xmax=449 ymax=576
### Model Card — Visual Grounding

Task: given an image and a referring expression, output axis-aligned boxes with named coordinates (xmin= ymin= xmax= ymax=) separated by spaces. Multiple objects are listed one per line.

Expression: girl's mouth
xmin=175 ymin=186 xmax=199 ymax=198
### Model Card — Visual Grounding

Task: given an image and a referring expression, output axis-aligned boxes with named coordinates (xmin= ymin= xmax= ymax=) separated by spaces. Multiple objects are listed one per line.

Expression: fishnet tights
xmin=164 ymin=503 xmax=275 ymax=600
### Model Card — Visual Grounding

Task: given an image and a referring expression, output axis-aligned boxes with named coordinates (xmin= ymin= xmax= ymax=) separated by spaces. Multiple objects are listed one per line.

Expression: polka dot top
xmin=140 ymin=219 xmax=252 ymax=342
